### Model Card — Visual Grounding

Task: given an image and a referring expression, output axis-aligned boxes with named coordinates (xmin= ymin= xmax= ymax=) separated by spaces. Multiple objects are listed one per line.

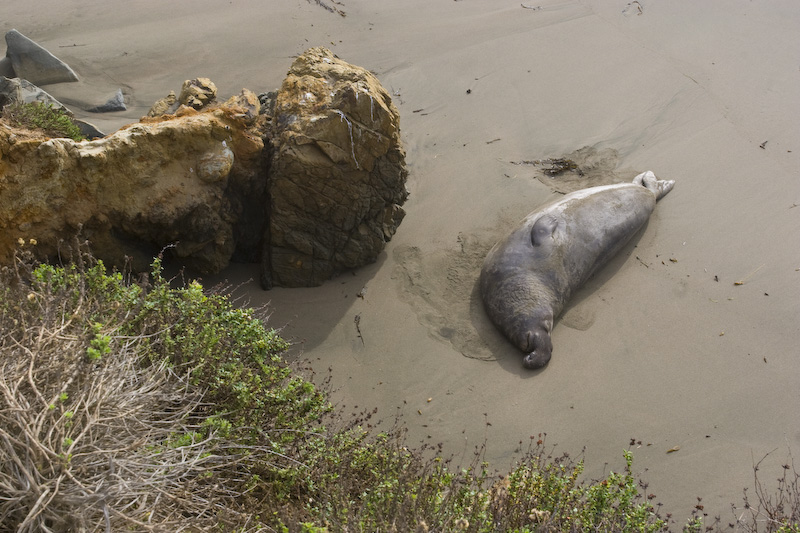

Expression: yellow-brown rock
xmin=147 ymin=90 xmax=177 ymax=117
xmin=0 ymin=101 xmax=266 ymax=274
xmin=179 ymin=77 xmax=217 ymax=109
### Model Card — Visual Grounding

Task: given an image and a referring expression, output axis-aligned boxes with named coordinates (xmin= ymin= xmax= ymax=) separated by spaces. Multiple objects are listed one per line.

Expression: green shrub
xmin=282 ymin=432 xmax=670 ymax=532
xmin=127 ymin=258 xmax=329 ymax=443
xmin=2 ymin=248 xmax=797 ymax=532
xmin=0 ymin=250 xmax=327 ymax=530
xmin=2 ymin=101 xmax=84 ymax=140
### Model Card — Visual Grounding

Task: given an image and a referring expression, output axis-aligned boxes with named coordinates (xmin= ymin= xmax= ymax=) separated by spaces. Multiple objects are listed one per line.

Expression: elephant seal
xmin=480 ymin=171 xmax=674 ymax=369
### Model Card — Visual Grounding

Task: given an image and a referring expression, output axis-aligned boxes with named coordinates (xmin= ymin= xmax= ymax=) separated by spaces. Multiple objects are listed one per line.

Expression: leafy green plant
xmin=0 ymin=249 xmax=325 ymax=530
xmin=129 ymin=257 xmax=329 ymax=444
xmin=2 ymin=246 xmax=797 ymax=532
xmin=2 ymin=100 xmax=84 ymax=141
xmin=86 ymin=321 xmax=112 ymax=361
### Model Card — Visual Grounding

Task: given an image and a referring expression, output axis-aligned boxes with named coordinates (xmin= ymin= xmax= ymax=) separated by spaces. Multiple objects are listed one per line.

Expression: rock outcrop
xmin=0 ymin=30 xmax=79 ymax=86
xmin=179 ymin=78 xmax=217 ymax=110
xmin=0 ymin=48 xmax=408 ymax=287
xmin=148 ymin=78 xmax=218 ymax=117
xmin=264 ymin=47 xmax=408 ymax=288
xmin=0 ymin=95 xmax=267 ymax=274
xmin=147 ymin=91 xmax=177 ymax=117
xmin=0 ymin=76 xmax=69 ymax=111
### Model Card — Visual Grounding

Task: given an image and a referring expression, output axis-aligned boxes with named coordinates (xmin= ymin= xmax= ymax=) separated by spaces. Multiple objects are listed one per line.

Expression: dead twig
xmin=307 ymin=0 xmax=346 ymax=17
xmin=354 ymin=313 xmax=364 ymax=345
xmin=734 ymin=264 xmax=765 ymax=286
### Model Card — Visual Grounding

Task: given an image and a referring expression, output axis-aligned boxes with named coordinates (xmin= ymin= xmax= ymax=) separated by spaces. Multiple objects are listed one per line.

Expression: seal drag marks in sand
xmin=480 ymin=171 xmax=675 ymax=370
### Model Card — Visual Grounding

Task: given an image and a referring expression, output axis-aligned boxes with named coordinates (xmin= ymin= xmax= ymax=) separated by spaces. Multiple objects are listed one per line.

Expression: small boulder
xmin=87 ymin=88 xmax=126 ymax=113
xmin=0 ymin=57 xmax=13 ymax=78
xmin=224 ymin=89 xmax=261 ymax=124
xmin=178 ymin=77 xmax=217 ymax=109
xmin=147 ymin=90 xmax=177 ymax=117
xmin=72 ymin=119 xmax=105 ymax=139
xmin=3 ymin=29 xmax=79 ymax=85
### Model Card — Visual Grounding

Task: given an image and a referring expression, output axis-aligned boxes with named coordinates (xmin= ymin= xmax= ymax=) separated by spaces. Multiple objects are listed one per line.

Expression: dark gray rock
xmin=0 ymin=76 xmax=68 ymax=110
xmin=87 ymin=88 xmax=126 ymax=113
xmin=73 ymin=119 xmax=105 ymax=139
xmin=4 ymin=29 xmax=79 ymax=85
xmin=0 ymin=57 xmax=14 ymax=78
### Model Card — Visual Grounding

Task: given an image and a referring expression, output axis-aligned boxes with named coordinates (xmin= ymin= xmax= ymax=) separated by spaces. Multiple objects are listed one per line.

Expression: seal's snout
xmin=523 ymin=351 xmax=551 ymax=369
xmin=520 ymin=329 xmax=553 ymax=369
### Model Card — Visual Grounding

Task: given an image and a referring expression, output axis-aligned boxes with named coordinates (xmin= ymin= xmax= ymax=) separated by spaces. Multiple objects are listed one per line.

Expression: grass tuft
xmin=2 ymin=101 xmax=85 ymax=141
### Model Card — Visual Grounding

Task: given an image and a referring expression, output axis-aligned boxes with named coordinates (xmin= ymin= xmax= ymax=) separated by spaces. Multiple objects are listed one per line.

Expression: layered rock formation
xmin=0 ymin=48 xmax=408 ymax=287
xmin=0 ymin=95 xmax=267 ymax=274
xmin=264 ymin=47 xmax=408 ymax=288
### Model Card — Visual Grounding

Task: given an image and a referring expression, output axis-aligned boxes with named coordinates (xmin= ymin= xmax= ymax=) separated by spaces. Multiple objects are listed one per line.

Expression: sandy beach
xmin=3 ymin=0 xmax=798 ymax=523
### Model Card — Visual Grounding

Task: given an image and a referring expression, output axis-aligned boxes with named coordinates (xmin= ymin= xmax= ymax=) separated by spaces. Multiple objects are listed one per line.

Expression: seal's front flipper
xmin=531 ymin=215 xmax=559 ymax=247
xmin=633 ymin=171 xmax=675 ymax=201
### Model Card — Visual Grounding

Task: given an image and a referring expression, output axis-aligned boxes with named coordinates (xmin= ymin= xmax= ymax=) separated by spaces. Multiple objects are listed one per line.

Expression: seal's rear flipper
xmin=633 ymin=171 xmax=675 ymax=201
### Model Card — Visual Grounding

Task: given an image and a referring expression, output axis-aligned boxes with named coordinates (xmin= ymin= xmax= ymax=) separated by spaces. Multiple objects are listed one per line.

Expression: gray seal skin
xmin=480 ymin=171 xmax=674 ymax=369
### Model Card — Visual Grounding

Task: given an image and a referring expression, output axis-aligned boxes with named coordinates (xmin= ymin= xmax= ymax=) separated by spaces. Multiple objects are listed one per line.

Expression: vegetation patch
xmin=1 ymin=101 xmax=84 ymax=141
xmin=0 ymin=244 xmax=797 ymax=531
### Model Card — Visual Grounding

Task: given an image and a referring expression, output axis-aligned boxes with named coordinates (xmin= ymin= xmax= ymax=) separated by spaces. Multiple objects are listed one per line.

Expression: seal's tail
xmin=633 ymin=171 xmax=675 ymax=201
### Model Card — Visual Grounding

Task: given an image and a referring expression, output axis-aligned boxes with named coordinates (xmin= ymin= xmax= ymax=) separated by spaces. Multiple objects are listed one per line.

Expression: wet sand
xmin=4 ymin=0 xmax=799 ymax=523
